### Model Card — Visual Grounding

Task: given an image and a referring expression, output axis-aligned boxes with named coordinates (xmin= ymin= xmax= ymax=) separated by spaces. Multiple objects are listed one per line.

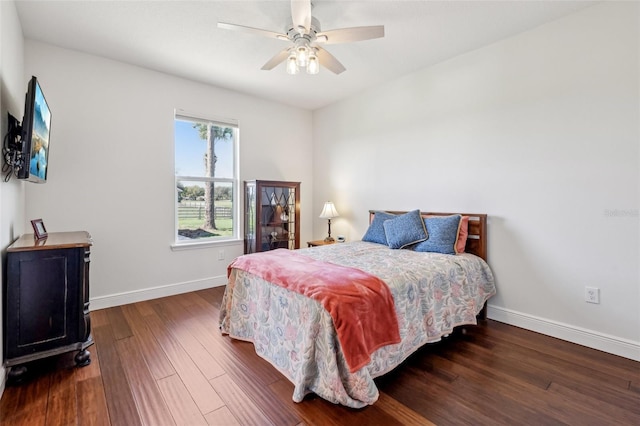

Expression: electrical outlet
xmin=218 ymin=250 xmax=225 ymax=261
xmin=585 ymin=287 xmax=600 ymax=304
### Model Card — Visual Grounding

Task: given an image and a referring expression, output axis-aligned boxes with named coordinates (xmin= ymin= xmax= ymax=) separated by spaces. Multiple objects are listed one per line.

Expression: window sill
xmin=170 ymin=238 xmax=242 ymax=251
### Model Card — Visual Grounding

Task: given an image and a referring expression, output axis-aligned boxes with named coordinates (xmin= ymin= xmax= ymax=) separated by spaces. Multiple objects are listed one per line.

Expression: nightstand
xmin=307 ymin=240 xmax=336 ymax=247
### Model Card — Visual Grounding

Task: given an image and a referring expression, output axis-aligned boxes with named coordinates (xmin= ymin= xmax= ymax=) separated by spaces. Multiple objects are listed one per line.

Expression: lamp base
xmin=324 ymin=236 xmax=335 ymax=243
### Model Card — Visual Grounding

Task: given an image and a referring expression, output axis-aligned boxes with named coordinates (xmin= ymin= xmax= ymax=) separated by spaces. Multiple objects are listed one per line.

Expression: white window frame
xmin=172 ymin=110 xmax=241 ymax=249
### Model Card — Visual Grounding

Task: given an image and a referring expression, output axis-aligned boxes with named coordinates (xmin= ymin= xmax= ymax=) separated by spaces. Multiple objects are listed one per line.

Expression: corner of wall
xmin=1 ymin=1 xmax=27 ymax=403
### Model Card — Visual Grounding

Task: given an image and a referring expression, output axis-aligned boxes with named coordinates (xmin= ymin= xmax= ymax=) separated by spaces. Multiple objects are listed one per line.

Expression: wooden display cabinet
xmin=244 ymin=180 xmax=300 ymax=254
xmin=3 ymin=231 xmax=93 ymax=381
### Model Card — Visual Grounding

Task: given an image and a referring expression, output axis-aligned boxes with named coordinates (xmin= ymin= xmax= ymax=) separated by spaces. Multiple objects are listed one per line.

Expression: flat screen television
xmin=18 ymin=76 xmax=51 ymax=183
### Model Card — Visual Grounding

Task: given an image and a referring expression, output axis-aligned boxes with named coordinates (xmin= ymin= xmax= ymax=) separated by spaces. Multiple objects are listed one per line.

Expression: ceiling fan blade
xmin=217 ymin=22 xmax=287 ymax=40
xmin=315 ymin=47 xmax=346 ymax=75
xmin=316 ymin=25 xmax=385 ymax=44
xmin=261 ymin=48 xmax=291 ymax=70
xmin=291 ymin=0 xmax=311 ymax=34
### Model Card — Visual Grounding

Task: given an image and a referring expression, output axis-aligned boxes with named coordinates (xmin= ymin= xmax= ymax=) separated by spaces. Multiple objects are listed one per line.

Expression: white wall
xmin=13 ymin=1 xmax=640 ymax=364
xmin=313 ymin=2 xmax=639 ymax=360
xmin=0 ymin=0 xmax=26 ymax=399
xmin=24 ymin=41 xmax=313 ymax=308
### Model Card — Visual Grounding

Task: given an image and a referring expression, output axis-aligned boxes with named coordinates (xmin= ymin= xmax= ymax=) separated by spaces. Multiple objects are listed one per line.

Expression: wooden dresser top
xmin=8 ymin=231 xmax=92 ymax=252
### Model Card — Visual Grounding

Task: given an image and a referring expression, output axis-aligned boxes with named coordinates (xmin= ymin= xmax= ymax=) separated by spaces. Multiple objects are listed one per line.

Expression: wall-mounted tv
xmin=17 ymin=76 xmax=52 ymax=183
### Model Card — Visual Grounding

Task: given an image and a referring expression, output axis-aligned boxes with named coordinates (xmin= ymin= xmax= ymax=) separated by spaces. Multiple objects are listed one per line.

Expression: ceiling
xmin=15 ymin=0 xmax=595 ymax=110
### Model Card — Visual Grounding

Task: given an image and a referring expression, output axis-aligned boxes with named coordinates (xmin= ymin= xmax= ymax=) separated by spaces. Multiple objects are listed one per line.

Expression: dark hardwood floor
xmin=1 ymin=286 xmax=639 ymax=425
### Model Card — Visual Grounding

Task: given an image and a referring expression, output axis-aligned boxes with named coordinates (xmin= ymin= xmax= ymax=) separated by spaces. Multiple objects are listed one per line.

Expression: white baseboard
xmin=89 ymin=275 xmax=228 ymax=311
xmin=487 ymin=305 xmax=640 ymax=362
xmin=0 ymin=366 xmax=5 ymax=402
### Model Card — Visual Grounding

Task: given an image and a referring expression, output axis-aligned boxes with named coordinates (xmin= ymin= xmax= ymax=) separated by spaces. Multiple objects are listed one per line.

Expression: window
xmin=174 ymin=112 xmax=239 ymax=245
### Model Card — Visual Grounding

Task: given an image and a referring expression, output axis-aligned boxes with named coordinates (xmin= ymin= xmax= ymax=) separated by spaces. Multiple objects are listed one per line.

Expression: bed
xmin=219 ymin=211 xmax=496 ymax=408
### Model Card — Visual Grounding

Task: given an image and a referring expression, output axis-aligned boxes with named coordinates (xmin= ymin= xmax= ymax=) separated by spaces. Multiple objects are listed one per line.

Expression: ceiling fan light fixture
xmin=218 ymin=0 xmax=384 ymax=76
xmin=286 ymin=52 xmax=299 ymax=75
xmin=307 ymin=52 xmax=319 ymax=74
xmin=295 ymin=44 xmax=308 ymax=67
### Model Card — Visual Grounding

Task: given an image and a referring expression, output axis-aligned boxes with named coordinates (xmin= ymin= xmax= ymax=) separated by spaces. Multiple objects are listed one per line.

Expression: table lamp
xmin=319 ymin=201 xmax=339 ymax=242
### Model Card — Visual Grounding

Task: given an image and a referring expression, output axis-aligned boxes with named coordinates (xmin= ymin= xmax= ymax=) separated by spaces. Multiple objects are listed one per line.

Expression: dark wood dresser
xmin=4 ymin=231 xmax=93 ymax=381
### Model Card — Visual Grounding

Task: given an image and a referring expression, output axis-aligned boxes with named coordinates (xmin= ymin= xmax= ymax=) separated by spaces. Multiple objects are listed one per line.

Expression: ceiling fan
xmin=217 ymin=0 xmax=384 ymax=75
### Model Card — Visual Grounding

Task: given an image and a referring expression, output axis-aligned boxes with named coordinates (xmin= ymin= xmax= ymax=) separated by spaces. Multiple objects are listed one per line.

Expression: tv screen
xmin=18 ymin=76 xmax=51 ymax=183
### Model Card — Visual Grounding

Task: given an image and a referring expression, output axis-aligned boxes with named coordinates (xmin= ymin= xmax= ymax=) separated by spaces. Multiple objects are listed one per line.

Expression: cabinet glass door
xmin=244 ymin=180 xmax=300 ymax=254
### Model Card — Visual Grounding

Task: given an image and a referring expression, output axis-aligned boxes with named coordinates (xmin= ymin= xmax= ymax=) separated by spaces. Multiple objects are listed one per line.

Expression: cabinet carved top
xmin=8 ymin=231 xmax=92 ymax=252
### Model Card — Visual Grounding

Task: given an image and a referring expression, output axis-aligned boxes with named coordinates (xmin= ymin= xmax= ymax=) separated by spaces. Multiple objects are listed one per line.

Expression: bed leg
xmin=478 ymin=302 xmax=488 ymax=321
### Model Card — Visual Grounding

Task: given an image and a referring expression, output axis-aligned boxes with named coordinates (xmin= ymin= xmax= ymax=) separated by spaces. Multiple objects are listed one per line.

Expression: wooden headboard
xmin=368 ymin=211 xmax=488 ymax=261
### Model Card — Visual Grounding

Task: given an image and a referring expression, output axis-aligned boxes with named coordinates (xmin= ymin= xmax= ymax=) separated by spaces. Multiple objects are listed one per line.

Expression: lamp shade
xmin=319 ymin=201 xmax=339 ymax=219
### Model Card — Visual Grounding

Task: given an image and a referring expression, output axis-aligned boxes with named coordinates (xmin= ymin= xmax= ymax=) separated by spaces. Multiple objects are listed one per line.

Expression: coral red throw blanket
xmin=228 ymin=249 xmax=401 ymax=373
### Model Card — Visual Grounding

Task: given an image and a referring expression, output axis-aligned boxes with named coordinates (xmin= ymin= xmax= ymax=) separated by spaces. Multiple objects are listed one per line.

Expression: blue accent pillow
xmin=362 ymin=211 xmax=396 ymax=244
xmin=413 ymin=215 xmax=462 ymax=254
xmin=383 ymin=209 xmax=428 ymax=249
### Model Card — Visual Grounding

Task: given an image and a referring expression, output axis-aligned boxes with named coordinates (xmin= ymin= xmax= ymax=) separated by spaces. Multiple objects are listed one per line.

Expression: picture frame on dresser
xmin=30 ymin=218 xmax=48 ymax=240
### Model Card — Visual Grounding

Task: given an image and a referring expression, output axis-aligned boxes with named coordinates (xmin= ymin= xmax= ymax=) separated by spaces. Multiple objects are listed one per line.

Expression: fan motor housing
xmin=285 ymin=16 xmax=321 ymax=42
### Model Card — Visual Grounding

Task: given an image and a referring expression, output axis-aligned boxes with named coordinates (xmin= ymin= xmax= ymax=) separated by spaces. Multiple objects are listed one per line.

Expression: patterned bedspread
xmin=219 ymin=241 xmax=496 ymax=408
